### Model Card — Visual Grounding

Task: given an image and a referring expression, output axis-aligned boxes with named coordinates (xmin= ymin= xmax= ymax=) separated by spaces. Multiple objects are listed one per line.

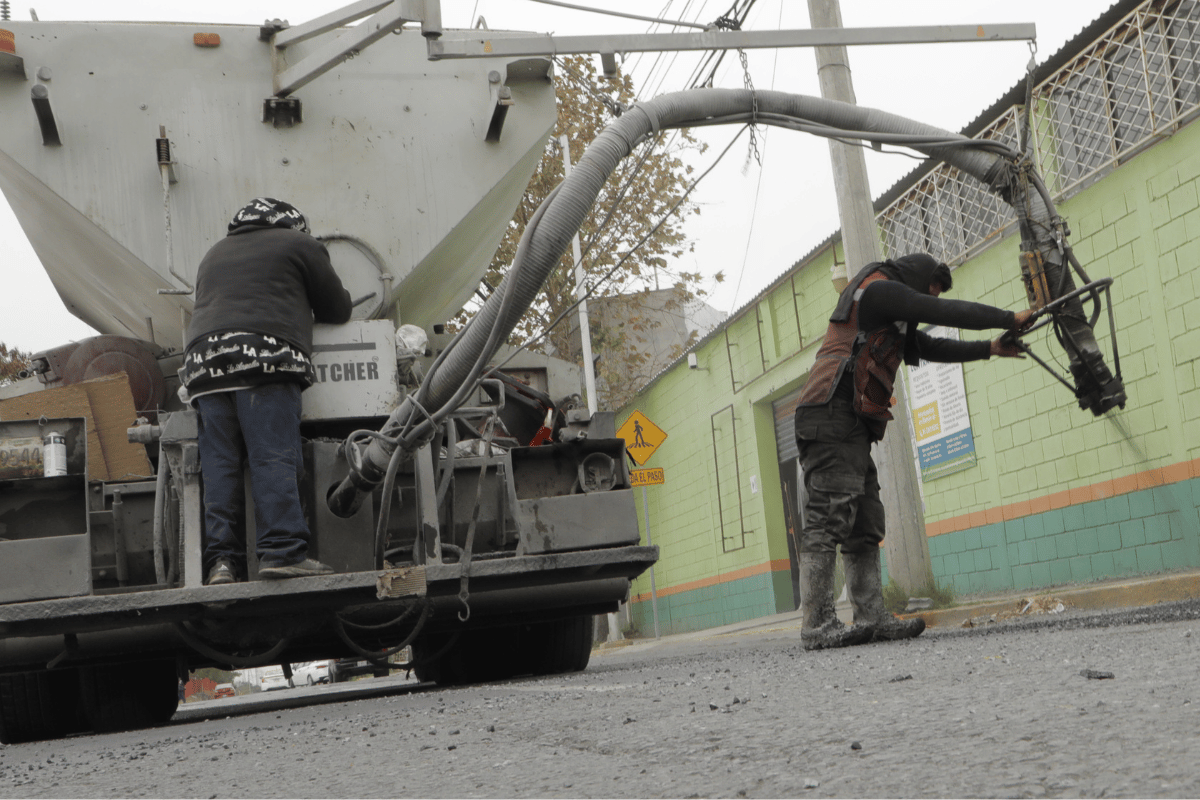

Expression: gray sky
xmin=0 ymin=0 xmax=1120 ymax=352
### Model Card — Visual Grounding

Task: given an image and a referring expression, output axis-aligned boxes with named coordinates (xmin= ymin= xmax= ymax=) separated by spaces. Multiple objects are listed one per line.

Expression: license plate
xmin=0 ymin=436 xmax=44 ymax=480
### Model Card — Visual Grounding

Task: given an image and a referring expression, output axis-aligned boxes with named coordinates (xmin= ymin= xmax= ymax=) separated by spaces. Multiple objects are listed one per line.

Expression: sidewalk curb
xmin=594 ymin=638 xmax=636 ymax=652
xmin=910 ymin=571 xmax=1200 ymax=629
xmin=595 ymin=570 xmax=1200 ymax=652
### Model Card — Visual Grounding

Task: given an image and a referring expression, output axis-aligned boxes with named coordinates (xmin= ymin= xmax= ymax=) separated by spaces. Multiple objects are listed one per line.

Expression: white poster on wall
xmin=905 ymin=326 xmax=978 ymax=481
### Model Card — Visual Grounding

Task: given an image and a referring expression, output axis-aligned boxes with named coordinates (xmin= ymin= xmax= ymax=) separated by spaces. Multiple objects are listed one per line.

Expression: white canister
xmin=42 ymin=432 xmax=67 ymax=477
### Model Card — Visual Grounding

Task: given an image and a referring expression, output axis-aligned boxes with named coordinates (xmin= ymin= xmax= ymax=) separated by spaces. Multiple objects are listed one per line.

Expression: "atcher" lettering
xmin=315 ymin=361 xmax=380 ymax=383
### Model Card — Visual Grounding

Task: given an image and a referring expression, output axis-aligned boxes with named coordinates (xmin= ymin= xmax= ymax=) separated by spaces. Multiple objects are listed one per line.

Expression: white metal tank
xmin=0 ymin=15 xmax=555 ymax=348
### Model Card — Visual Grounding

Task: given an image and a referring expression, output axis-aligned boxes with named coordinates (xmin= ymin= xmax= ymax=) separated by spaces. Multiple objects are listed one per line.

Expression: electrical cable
xmin=336 ymin=600 xmax=423 ymax=632
xmin=626 ymin=0 xmax=678 ymax=78
xmin=372 ymin=443 xmax=407 ymax=568
xmin=333 ymin=600 xmax=431 ymax=662
xmin=540 ymin=0 xmax=721 ymax=310
xmin=527 ymin=0 xmax=716 ymax=30
xmin=455 ymin=425 xmax=495 ymax=622
xmin=689 ymin=0 xmax=757 ymax=89
xmin=552 ymin=56 xmax=627 ymax=117
xmin=489 ymin=106 xmax=1024 ymax=376
xmin=335 ymin=85 xmax=1122 ymax=505
xmin=726 ymin=0 xmax=780 ymax=312
xmin=174 ymin=622 xmax=290 ymax=668
xmin=394 ymin=630 xmax=463 ymax=674
xmin=469 ymin=129 xmax=663 ymax=353
xmin=640 ymin=2 xmax=701 ymax=99
xmin=488 ymin=125 xmax=747 ymax=373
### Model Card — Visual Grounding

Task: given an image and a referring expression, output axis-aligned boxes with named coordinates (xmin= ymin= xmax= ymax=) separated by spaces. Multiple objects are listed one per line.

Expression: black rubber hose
xmin=174 ymin=622 xmax=290 ymax=669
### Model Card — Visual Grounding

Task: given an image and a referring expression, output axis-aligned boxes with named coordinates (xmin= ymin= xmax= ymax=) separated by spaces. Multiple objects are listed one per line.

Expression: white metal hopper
xmin=0 ymin=16 xmax=555 ymax=349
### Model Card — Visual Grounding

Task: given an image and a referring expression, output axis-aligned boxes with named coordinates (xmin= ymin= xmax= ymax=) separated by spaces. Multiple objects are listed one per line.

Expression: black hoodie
xmin=185 ymin=226 xmax=352 ymax=355
xmin=837 ymin=254 xmax=1016 ymax=366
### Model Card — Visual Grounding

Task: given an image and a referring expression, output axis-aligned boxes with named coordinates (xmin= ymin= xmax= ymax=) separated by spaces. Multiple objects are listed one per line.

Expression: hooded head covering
xmin=830 ymin=253 xmax=951 ymax=323
xmin=228 ymin=197 xmax=309 ymax=234
xmin=883 ymin=253 xmax=952 ymax=293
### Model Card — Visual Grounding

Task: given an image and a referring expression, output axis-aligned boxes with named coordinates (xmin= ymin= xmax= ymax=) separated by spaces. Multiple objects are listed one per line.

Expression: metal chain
xmin=739 ymin=48 xmax=763 ymax=170
xmin=1019 ymin=39 xmax=1038 ymax=157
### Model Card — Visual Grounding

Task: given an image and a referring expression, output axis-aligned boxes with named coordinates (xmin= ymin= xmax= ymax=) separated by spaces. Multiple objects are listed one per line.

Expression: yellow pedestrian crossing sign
xmin=617 ymin=410 xmax=667 ymax=466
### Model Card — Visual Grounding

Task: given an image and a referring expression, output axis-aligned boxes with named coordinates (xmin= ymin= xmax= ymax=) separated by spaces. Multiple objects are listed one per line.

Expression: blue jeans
xmin=196 ymin=383 xmax=309 ymax=573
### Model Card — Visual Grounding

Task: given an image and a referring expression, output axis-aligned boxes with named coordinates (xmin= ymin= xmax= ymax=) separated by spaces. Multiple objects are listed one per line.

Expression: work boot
xmin=259 ymin=557 xmax=334 ymax=579
xmin=842 ymin=548 xmax=926 ymax=641
xmin=800 ymin=552 xmax=875 ymax=650
xmin=206 ymin=559 xmax=237 ymax=586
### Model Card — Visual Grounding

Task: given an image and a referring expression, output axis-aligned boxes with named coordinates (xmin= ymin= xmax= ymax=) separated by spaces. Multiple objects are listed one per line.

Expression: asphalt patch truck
xmin=0 ymin=8 xmax=656 ymax=743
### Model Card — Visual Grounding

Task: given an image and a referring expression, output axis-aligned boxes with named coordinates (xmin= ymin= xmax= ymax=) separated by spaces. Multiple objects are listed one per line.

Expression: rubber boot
xmin=842 ymin=548 xmax=926 ymax=641
xmin=800 ymin=552 xmax=875 ymax=650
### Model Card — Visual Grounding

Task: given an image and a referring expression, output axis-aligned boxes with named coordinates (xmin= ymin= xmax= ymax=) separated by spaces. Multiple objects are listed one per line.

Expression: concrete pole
xmin=561 ymin=133 xmax=623 ymax=639
xmin=558 ymin=134 xmax=599 ymax=415
xmin=807 ymin=0 xmax=932 ymax=595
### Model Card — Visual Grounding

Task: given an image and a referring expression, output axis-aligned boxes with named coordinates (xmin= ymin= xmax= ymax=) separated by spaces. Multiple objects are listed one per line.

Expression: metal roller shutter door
xmin=772 ymin=387 xmax=804 ymax=463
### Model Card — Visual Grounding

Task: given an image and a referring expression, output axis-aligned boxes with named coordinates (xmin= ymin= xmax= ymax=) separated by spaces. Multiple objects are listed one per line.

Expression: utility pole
xmin=561 ymin=133 xmax=622 ymax=641
xmin=558 ymin=133 xmax=599 ymax=415
xmin=807 ymin=0 xmax=932 ymax=595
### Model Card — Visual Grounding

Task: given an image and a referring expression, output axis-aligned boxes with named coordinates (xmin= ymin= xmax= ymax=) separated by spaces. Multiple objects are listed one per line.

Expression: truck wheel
xmin=0 ymin=669 xmax=84 ymax=744
xmin=410 ymin=638 xmax=446 ymax=684
xmin=525 ymin=615 xmax=592 ymax=676
xmin=79 ymin=659 xmax=179 ymax=733
xmin=413 ymin=630 xmax=519 ymax=686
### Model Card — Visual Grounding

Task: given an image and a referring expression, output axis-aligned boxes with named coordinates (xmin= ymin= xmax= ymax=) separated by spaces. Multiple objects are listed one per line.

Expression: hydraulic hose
xmin=152 ymin=450 xmax=167 ymax=586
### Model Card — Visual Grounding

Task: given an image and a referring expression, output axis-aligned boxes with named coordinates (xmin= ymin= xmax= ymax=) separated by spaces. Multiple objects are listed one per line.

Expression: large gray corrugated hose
xmin=426 ymin=89 xmax=1010 ymax=412
xmin=329 ymin=87 xmax=1114 ymax=515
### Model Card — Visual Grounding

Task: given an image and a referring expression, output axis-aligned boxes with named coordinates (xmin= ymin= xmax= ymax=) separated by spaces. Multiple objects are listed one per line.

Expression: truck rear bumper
xmin=0 ymin=545 xmax=657 ymax=670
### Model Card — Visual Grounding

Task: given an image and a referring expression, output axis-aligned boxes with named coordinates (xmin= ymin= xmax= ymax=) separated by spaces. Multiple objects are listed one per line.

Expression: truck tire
xmin=410 ymin=639 xmax=444 ymax=684
xmin=79 ymin=659 xmax=179 ymax=733
xmin=413 ymin=629 xmax=519 ymax=686
xmin=0 ymin=669 xmax=84 ymax=744
xmin=525 ymin=615 xmax=592 ymax=675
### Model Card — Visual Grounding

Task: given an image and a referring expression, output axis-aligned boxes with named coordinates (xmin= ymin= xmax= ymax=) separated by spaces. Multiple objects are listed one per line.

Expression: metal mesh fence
xmin=878 ymin=0 xmax=1200 ymax=264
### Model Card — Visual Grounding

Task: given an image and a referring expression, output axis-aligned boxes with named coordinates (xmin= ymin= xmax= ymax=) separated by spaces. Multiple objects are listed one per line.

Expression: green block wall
xmin=928 ymin=478 xmax=1200 ymax=594
xmin=624 ymin=245 xmax=845 ymax=626
xmin=626 ymin=112 xmax=1200 ymax=635
xmin=920 ymin=120 xmax=1200 ymax=538
xmin=629 ymin=567 xmax=794 ymax=637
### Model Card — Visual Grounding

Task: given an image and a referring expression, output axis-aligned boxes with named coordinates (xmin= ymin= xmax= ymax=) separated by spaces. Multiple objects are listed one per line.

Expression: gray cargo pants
xmin=793 ymin=397 xmax=886 ymax=555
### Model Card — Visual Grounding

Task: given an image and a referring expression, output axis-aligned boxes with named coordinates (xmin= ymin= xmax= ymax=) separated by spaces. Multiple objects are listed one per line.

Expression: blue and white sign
xmin=906 ymin=326 xmax=977 ymax=481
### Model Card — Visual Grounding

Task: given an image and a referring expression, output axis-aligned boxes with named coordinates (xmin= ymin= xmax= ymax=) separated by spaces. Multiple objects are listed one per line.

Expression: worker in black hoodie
xmin=793 ymin=253 xmax=1032 ymax=649
xmin=180 ymin=198 xmax=352 ymax=586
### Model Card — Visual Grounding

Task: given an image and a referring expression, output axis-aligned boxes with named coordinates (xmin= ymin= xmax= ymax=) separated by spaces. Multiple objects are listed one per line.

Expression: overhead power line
xmin=526 ymin=0 xmax=716 ymax=30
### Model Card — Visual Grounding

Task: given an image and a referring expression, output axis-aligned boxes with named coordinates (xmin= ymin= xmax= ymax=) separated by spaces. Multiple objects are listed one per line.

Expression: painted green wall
xmin=928 ymin=478 xmax=1200 ymax=595
xmin=920 ymin=122 xmax=1200 ymax=528
xmin=623 ymin=95 xmax=1200 ymax=636
xmin=624 ymin=245 xmax=844 ymax=635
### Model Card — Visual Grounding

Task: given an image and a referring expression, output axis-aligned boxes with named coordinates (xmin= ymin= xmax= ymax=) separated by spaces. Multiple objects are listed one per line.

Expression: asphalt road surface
xmin=2 ymin=600 xmax=1199 ymax=798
